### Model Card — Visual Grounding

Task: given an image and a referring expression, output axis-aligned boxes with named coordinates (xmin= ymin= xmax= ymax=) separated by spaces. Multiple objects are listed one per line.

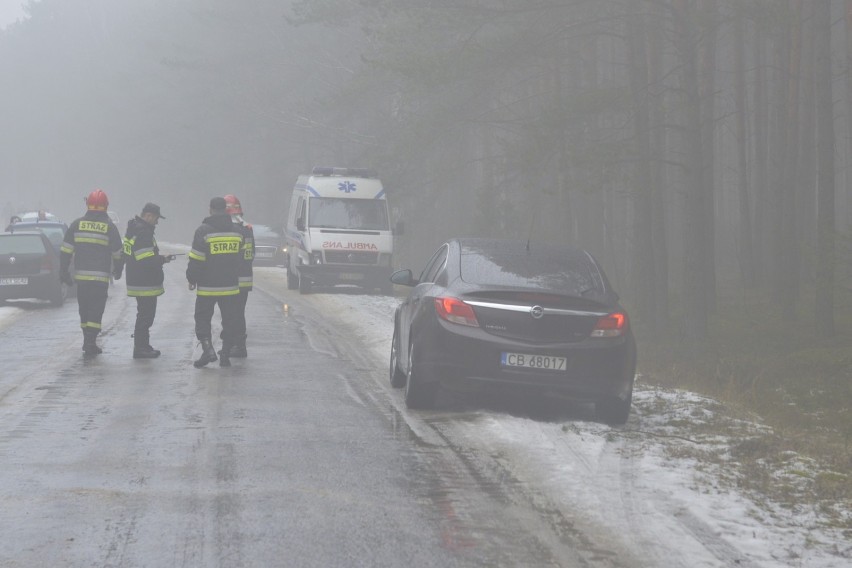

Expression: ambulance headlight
xmin=311 ymin=252 xmax=323 ymax=265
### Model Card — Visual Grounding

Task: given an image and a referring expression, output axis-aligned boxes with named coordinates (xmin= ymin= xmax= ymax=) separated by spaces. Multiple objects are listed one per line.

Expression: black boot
xmin=132 ymin=332 xmax=160 ymax=358
xmin=194 ymin=338 xmax=217 ymax=368
xmin=230 ymin=334 xmax=247 ymax=358
xmin=133 ymin=344 xmax=161 ymax=359
xmin=83 ymin=329 xmax=101 ymax=359
xmin=219 ymin=341 xmax=232 ymax=367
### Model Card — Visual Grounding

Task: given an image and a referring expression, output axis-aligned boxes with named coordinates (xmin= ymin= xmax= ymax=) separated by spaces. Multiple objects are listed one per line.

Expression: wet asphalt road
xmin=0 ymin=263 xmax=621 ymax=567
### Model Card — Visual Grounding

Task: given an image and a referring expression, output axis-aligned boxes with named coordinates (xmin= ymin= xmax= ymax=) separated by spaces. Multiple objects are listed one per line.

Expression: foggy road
xmin=0 ymin=261 xmax=626 ymax=567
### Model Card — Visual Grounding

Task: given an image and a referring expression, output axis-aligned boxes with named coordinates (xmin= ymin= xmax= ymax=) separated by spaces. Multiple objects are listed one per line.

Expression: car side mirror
xmin=390 ymin=269 xmax=417 ymax=287
xmin=394 ymin=221 xmax=404 ymax=236
xmin=296 ymin=218 xmax=305 ymax=232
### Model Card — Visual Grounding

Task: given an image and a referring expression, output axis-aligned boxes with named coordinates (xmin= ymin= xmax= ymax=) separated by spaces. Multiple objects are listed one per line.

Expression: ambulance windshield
xmin=309 ymin=198 xmax=389 ymax=230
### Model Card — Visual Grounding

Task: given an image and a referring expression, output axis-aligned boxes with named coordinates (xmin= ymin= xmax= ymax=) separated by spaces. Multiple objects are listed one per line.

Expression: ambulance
xmin=285 ymin=167 xmax=396 ymax=294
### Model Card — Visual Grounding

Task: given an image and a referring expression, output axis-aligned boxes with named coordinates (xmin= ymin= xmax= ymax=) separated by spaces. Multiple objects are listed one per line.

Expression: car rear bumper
xmin=0 ymin=272 xmax=60 ymax=301
xmin=253 ymin=246 xmax=286 ymax=266
xmin=415 ymin=319 xmax=636 ymax=402
xmin=298 ymin=264 xmax=392 ymax=288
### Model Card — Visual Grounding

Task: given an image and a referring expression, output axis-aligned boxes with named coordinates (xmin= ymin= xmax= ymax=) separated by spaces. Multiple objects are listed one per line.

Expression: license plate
xmin=339 ymin=273 xmax=364 ymax=281
xmin=255 ymin=251 xmax=274 ymax=258
xmin=501 ymin=352 xmax=567 ymax=371
xmin=0 ymin=277 xmax=28 ymax=286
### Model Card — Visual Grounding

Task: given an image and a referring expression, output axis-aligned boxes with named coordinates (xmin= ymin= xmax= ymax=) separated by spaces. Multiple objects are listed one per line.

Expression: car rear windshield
xmin=13 ymin=225 xmax=64 ymax=248
xmin=460 ymin=245 xmax=603 ymax=296
xmin=0 ymin=234 xmax=47 ymax=254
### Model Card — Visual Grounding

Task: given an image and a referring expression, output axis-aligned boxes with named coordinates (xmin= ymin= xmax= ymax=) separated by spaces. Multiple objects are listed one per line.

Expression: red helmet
xmin=86 ymin=189 xmax=109 ymax=211
xmin=224 ymin=194 xmax=243 ymax=215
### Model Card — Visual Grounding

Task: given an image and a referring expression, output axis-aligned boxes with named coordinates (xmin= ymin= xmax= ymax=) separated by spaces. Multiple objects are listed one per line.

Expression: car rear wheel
xmin=404 ymin=345 xmax=437 ymax=409
xmin=595 ymin=386 xmax=633 ymax=425
xmin=49 ymin=281 xmax=68 ymax=307
xmin=389 ymin=327 xmax=406 ymax=388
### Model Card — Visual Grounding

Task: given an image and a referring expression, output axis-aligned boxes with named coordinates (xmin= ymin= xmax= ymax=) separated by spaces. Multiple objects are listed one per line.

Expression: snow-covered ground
xmin=305 ymin=286 xmax=851 ymax=568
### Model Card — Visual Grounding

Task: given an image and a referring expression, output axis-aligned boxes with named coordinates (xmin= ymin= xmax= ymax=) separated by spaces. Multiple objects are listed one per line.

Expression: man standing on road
xmin=224 ymin=194 xmax=254 ymax=358
xmin=124 ymin=202 xmax=173 ymax=359
xmin=186 ymin=197 xmax=244 ymax=368
xmin=60 ymin=189 xmax=124 ymax=358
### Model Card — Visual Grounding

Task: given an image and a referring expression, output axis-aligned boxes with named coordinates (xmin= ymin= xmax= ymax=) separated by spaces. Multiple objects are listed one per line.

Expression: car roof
xmin=454 ymin=237 xmax=591 ymax=260
xmin=1 ymin=230 xmax=48 ymax=237
xmin=18 ymin=212 xmax=60 ymax=221
xmin=9 ymin=221 xmax=67 ymax=227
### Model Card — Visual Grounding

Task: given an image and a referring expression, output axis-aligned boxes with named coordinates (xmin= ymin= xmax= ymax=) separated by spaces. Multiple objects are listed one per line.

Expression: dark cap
xmin=210 ymin=197 xmax=227 ymax=212
xmin=142 ymin=202 xmax=165 ymax=219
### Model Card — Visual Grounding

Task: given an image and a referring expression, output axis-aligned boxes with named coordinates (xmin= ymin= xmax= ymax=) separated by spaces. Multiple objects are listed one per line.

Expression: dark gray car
xmin=389 ymin=238 xmax=637 ymax=423
xmin=0 ymin=231 xmax=69 ymax=306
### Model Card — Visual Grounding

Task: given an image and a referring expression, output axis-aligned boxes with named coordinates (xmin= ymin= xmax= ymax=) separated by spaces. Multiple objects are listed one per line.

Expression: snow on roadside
xmin=0 ymin=305 xmax=24 ymax=331
xmin=311 ymin=289 xmax=851 ymax=568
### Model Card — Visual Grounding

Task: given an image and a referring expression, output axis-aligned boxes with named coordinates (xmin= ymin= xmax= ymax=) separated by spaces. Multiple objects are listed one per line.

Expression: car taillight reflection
xmin=591 ymin=311 xmax=629 ymax=338
xmin=435 ymin=297 xmax=479 ymax=327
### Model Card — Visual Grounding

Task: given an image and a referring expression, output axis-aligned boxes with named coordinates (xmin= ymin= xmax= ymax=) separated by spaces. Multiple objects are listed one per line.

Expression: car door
xmin=400 ymin=244 xmax=448 ymax=371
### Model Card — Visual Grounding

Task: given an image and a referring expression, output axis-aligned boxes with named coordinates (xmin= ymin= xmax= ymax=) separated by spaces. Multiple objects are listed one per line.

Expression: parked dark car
xmin=0 ymin=231 xmax=69 ymax=306
xmin=252 ymin=224 xmax=287 ymax=266
xmin=8 ymin=220 xmax=76 ymax=298
xmin=389 ymin=238 xmax=637 ymax=423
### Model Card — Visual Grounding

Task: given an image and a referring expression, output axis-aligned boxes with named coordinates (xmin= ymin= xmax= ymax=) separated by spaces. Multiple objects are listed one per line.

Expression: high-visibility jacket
xmin=234 ymin=220 xmax=254 ymax=292
xmin=60 ymin=210 xmax=124 ymax=284
xmin=123 ymin=216 xmax=165 ymax=297
xmin=186 ymin=213 xmax=243 ymax=296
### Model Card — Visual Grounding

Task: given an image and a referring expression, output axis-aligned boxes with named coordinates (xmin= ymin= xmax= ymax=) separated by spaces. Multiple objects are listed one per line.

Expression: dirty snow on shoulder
xmin=312 ymin=290 xmax=851 ymax=568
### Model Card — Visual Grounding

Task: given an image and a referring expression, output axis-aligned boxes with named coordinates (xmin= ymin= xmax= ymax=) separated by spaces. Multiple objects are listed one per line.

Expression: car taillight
xmin=591 ymin=311 xmax=628 ymax=338
xmin=434 ymin=297 xmax=479 ymax=327
xmin=41 ymin=254 xmax=53 ymax=271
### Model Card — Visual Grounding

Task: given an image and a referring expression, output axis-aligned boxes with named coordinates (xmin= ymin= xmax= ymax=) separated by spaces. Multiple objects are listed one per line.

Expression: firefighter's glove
xmin=60 ymin=272 xmax=74 ymax=287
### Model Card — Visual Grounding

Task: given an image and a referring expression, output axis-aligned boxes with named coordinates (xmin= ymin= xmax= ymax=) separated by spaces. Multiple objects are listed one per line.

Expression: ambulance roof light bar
xmin=311 ymin=167 xmax=378 ymax=178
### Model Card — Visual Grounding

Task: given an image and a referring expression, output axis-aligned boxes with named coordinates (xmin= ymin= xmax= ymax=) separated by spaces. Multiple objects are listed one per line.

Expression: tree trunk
xmin=815 ymin=0 xmax=836 ymax=338
xmin=846 ymin=0 xmax=852 ymax=231
xmin=672 ymin=0 xmax=708 ymax=342
xmin=776 ymin=0 xmax=803 ymax=320
xmin=734 ymin=6 xmax=756 ymax=289
xmin=627 ymin=13 xmax=657 ymax=331
xmin=753 ymin=28 xmax=770 ymax=286
xmin=648 ymin=1 xmax=669 ymax=329
xmin=699 ymin=0 xmax=718 ymax=313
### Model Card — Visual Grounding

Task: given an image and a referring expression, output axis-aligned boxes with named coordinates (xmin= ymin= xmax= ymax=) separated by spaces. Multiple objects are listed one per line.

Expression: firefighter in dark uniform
xmin=223 ymin=194 xmax=254 ymax=358
xmin=124 ymin=202 xmax=173 ymax=359
xmin=187 ymin=197 xmax=244 ymax=368
xmin=60 ymin=189 xmax=124 ymax=358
